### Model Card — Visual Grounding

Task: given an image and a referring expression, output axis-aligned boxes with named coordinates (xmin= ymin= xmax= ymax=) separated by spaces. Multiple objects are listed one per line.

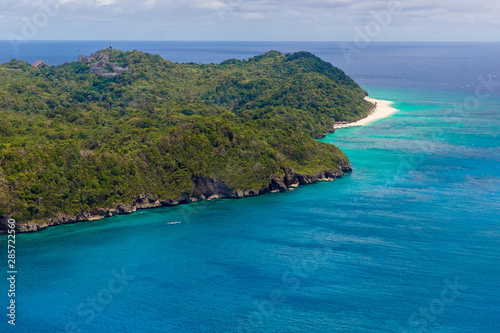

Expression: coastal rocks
xmin=269 ymin=175 xmax=288 ymax=192
xmin=233 ymin=189 xmax=261 ymax=198
xmin=1 ymin=163 xmax=352 ymax=234
xmin=191 ymin=176 xmax=267 ymax=199
xmin=14 ymin=223 xmax=41 ymax=233
xmin=191 ymin=176 xmax=235 ymax=199
xmin=0 ymin=215 xmax=9 ymax=234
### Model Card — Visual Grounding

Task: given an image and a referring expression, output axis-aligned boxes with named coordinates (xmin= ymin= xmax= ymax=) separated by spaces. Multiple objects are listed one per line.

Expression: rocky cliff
xmin=0 ymin=164 xmax=351 ymax=234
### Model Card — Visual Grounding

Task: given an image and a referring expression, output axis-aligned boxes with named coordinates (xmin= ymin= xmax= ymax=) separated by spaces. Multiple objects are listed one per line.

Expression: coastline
xmin=0 ymin=164 xmax=352 ymax=234
xmin=334 ymin=96 xmax=399 ymax=129
xmin=0 ymin=98 xmax=390 ymax=236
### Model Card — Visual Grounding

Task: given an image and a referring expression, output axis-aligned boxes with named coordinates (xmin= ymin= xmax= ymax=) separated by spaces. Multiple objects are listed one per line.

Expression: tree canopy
xmin=0 ymin=49 xmax=372 ymax=223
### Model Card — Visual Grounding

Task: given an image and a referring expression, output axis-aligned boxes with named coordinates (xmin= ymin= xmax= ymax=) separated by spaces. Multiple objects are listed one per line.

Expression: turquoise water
xmin=1 ymin=43 xmax=500 ymax=332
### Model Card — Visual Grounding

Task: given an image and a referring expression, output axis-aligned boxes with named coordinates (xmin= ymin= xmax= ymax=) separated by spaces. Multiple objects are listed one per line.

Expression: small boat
xmin=167 ymin=221 xmax=181 ymax=225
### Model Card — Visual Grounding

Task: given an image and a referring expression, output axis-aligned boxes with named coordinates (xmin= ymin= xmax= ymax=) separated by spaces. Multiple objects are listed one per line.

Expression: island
xmin=0 ymin=50 xmax=373 ymax=233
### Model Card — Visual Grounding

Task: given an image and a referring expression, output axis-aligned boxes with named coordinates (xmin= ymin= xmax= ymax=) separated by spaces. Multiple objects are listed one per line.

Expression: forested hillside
xmin=0 ymin=49 xmax=372 ymax=230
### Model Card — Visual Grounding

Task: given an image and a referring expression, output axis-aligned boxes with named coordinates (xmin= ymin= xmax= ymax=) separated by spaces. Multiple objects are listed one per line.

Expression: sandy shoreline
xmin=334 ymin=96 xmax=399 ymax=129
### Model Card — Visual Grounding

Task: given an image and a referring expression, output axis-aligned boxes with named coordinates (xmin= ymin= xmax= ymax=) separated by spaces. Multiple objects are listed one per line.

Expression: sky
xmin=1 ymin=0 xmax=499 ymax=42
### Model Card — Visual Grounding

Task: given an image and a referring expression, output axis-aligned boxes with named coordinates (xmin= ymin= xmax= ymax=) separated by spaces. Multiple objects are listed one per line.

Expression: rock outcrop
xmin=0 ymin=164 xmax=352 ymax=234
xmin=78 ymin=52 xmax=130 ymax=77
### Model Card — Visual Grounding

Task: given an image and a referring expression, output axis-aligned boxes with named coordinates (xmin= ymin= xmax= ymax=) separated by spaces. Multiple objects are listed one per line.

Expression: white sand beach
xmin=334 ymin=96 xmax=399 ymax=129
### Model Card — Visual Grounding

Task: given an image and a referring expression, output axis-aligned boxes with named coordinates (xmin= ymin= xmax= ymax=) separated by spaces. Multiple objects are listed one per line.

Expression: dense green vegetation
xmin=0 ymin=50 xmax=371 ymax=223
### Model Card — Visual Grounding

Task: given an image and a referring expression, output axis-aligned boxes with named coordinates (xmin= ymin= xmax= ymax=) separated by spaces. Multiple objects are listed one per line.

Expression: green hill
xmin=0 ymin=49 xmax=372 ymax=232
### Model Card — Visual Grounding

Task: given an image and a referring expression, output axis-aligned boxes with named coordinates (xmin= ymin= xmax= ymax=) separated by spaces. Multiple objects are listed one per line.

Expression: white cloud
xmin=144 ymin=0 xmax=158 ymax=8
xmin=1 ymin=0 xmax=499 ymax=41
xmin=241 ymin=12 xmax=267 ymax=19
xmin=57 ymin=0 xmax=81 ymax=4
xmin=96 ymin=0 xmax=117 ymax=6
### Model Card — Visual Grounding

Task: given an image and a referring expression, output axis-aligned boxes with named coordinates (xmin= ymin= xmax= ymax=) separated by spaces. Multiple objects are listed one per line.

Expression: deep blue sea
xmin=1 ymin=41 xmax=499 ymax=333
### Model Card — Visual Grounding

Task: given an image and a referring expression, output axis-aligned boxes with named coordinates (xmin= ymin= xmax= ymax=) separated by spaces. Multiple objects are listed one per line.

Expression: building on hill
xmin=32 ymin=60 xmax=49 ymax=68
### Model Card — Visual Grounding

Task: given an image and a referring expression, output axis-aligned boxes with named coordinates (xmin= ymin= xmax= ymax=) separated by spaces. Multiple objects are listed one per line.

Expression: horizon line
xmin=1 ymin=40 xmax=499 ymax=43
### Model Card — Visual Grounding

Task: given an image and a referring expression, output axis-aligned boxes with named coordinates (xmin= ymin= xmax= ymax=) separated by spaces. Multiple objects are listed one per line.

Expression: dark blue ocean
xmin=1 ymin=42 xmax=499 ymax=333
